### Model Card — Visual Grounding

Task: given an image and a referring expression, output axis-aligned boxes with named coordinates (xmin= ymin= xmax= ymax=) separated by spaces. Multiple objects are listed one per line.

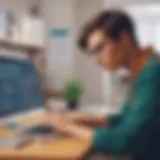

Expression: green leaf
xmin=63 ymin=79 xmax=84 ymax=102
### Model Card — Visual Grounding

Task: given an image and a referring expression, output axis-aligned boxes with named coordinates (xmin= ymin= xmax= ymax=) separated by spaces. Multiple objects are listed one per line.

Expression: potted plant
xmin=64 ymin=80 xmax=83 ymax=110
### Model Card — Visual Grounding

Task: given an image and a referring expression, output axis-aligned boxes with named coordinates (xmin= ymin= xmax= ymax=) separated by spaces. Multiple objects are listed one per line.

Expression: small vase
xmin=67 ymin=101 xmax=78 ymax=110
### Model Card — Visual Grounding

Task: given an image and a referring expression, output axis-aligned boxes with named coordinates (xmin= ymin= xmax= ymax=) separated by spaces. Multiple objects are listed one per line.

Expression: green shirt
xmin=93 ymin=54 xmax=160 ymax=160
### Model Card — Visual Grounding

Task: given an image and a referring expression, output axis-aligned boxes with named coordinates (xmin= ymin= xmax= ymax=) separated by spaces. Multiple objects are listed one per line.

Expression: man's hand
xmin=44 ymin=113 xmax=93 ymax=143
xmin=45 ymin=113 xmax=70 ymax=132
xmin=66 ymin=113 xmax=107 ymax=127
xmin=45 ymin=112 xmax=107 ymax=130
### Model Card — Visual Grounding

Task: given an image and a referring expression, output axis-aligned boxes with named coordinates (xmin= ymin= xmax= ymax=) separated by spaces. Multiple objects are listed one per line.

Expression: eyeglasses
xmin=88 ymin=43 xmax=107 ymax=55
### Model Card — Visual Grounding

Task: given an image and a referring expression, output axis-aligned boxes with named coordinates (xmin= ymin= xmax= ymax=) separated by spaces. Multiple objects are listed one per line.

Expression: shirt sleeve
xmin=108 ymin=104 xmax=129 ymax=127
xmin=93 ymin=73 xmax=160 ymax=155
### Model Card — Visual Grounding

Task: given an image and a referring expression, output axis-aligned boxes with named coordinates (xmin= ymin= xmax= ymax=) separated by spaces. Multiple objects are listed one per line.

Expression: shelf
xmin=0 ymin=38 xmax=45 ymax=53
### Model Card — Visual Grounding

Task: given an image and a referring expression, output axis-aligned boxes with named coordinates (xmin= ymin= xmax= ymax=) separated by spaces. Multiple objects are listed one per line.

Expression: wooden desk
xmin=0 ymin=113 xmax=91 ymax=160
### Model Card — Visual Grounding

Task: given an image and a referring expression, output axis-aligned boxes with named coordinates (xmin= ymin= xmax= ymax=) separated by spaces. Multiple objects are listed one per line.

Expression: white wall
xmin=0 ymin=0 xmax=32 ymax=18
xmin=41 ymin=0 xmax=105 ymax=105
xmin=104 ymin=0 xmax=160 ymax=8
xmin=74 ymin=0 xmax=104 ymax=104
xmin=41 ymin=0 xmax=75 ymax=91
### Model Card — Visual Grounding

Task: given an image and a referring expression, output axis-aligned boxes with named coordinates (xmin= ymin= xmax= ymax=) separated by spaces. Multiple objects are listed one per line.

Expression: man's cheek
xmin=106 ymin=47 xmax=117 ymax=58
xmin=97 ymin=54 xmax=106 ymax=66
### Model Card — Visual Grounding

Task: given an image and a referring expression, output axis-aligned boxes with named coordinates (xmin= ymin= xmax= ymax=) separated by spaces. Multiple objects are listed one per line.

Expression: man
xmin=47 ymin=11 xmax=160 ymax=160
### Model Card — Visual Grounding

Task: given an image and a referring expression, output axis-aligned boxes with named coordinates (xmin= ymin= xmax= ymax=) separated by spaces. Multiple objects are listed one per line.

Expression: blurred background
xmin=0 ymin=0 xmax=159 ymax=115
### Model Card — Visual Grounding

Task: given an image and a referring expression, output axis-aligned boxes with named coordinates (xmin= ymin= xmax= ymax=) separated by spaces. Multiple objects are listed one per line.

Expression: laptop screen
xmin=0 ymin=58 xmax=44 ymax=118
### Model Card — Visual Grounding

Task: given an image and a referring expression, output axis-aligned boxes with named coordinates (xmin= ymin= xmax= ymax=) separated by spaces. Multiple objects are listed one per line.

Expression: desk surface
xmin=0 ymin=113 xmax=91 ymax=160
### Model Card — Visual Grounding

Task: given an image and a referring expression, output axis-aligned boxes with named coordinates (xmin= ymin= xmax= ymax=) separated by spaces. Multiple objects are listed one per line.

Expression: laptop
xmin=0 ymin=58 xmax=54 ymax=135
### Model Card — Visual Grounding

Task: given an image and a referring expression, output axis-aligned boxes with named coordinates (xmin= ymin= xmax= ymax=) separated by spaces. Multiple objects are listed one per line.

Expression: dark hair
xmin=78 ymin=10 xmax=136 ymax=50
